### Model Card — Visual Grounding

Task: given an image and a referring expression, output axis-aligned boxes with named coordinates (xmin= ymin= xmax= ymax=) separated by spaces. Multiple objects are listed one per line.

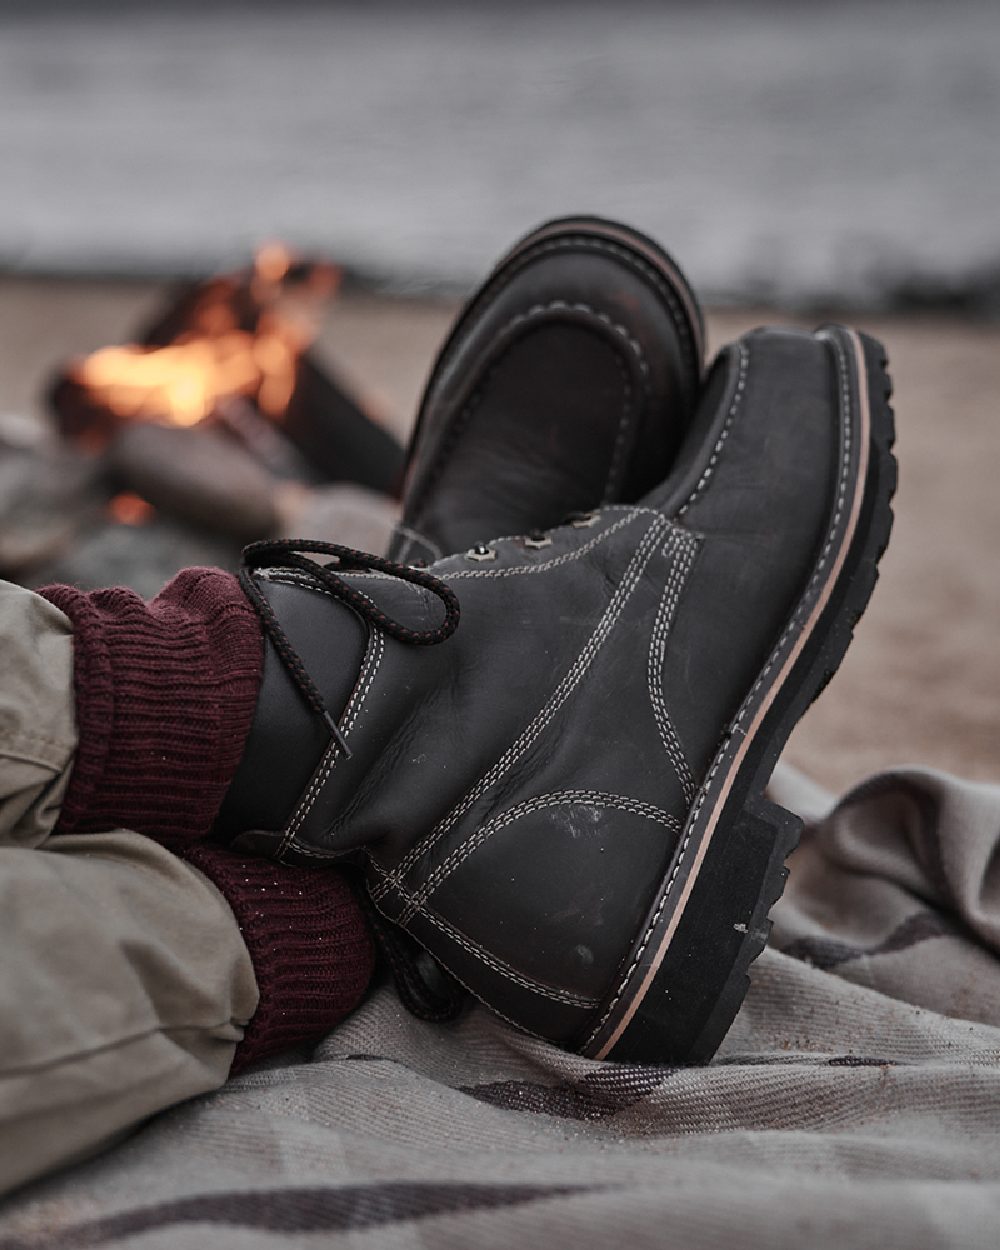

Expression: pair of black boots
xmin=219 ymin=216 xmax=896 ymax=1065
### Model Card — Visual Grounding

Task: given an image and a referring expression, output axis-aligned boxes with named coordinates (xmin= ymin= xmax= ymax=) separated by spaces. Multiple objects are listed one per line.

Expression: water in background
xmin=1 ymin=0 xmax=998 ymax=308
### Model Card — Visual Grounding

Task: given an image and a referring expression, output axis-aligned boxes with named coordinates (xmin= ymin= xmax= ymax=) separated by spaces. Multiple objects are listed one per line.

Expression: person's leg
xmin=0 ymin=579 xmax=255 ymax=1192
xmin=0 ymin=579 xmax=372 ymax=1194
xmin=0 ymin=577 xmax=75 ymax=847
xmin=0 ymin=829 xmax=257 ymax=1193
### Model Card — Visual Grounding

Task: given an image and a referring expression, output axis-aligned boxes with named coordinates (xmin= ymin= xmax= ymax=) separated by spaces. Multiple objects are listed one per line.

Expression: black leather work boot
xmin=218 ymin=324 xmax=896 ymax=1064
xmin=387 ymin=215 xmax=704 ymax=565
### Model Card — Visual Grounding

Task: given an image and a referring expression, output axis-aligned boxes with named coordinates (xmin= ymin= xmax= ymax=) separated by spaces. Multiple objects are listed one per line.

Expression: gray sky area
xmin=1 ymin=1 xmax=998 ymax=307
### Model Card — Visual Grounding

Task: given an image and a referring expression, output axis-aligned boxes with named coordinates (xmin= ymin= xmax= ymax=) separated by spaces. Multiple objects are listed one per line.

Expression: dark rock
xmin=283 ymin=351 xmax=405 ymax=497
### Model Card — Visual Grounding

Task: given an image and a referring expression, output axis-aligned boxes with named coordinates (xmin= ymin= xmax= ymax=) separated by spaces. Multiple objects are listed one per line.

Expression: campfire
xmin=70 ymin=243 xmax=326 ymax=432
xmin=0 ymin=246 xmax=404 ymax=595
xmin=52 ymin=243 xmax=403 ymax=500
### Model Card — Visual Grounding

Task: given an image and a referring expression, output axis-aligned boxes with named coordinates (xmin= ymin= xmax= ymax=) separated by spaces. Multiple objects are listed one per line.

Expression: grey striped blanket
xmin=3 ymin=763 xmax=999 ymax=1248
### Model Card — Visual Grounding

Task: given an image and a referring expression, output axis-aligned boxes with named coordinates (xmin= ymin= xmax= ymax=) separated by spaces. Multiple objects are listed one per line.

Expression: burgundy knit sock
xmin=179 ymin=845 xmax=375 ymax=1072
xmin=41 ymin=569 xmax=376 ymax=1062
xmin=39 ymin=568 xmax=263 ymax=843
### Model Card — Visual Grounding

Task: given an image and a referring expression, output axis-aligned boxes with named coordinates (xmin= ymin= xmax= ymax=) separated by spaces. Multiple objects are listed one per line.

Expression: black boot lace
xmin=239 ymin=538 xmax=460 ymax=758
xmin=239 ymin=538 xmax=466 ymax=1022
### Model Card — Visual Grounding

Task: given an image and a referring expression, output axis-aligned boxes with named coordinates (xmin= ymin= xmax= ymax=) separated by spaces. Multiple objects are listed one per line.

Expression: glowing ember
xmin=107 ymin=491 xmax=155 ymax=526
xmin=70 ymin=245 xmax=341 ymax=428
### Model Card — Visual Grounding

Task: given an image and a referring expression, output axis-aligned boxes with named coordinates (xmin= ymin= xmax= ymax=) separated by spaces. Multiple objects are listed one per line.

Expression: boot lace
xmin=239 ymin=538 xmax=460 ymax=758
xmin=239 ymin=538 xmax=466 ymax=1022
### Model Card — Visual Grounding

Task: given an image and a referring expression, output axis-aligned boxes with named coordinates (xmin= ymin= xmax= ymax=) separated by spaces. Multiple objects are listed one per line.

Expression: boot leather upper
xmin=389 ymin=232 xmax=703 ymax=564
xmin=220 ymin=327 xmax=850 ymax=1047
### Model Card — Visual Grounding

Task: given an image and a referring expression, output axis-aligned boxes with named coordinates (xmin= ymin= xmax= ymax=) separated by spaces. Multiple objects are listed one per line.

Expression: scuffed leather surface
xmin=224 ymin=327 xmax=859 ymax=1046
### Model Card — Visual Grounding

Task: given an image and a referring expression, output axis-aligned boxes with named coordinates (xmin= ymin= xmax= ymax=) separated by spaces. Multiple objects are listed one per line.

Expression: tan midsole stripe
xmin=593 ymin=327 xmax=872 ymax=1059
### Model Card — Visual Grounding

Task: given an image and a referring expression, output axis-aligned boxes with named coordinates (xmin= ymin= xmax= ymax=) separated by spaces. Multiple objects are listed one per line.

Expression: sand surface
xmin=0 ymin=276 xmax=996 ymax=793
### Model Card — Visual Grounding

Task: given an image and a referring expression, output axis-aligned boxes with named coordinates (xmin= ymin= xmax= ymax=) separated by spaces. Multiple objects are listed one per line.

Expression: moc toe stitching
xmin=391 ymin=217 xmax=704 ymax=564
xmin=407 ymin=298 xmax=647 ymax=524
xmin=482 ymin=233 xmax=702 ymax=387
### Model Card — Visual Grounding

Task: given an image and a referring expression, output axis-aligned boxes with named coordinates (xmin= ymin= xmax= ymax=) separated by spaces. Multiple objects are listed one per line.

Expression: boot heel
xmin=685 ymin=797 xmax=802 ymax=1062
xmin=587 ymin=792 xmax=802 ymax=1065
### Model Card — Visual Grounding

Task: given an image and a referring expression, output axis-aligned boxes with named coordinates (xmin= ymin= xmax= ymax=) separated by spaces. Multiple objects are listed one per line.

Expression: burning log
xmin=282 ymin=351 xmax=402 ymax=495
xmin=106 ymin=422 xmax=280 ymax=542
xmin=211 ymin=396 xmax=315 ymax=483
xmin=47 ymin=244 xmax=405 ymax=537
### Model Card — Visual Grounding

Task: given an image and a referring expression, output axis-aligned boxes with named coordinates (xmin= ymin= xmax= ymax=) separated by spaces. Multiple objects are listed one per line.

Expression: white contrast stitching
xmin=400 ymin=789 xmax=682 ymax=923
xmin=363 ymin=887 xmax=558 ymax=1038
xmin=647 ymin=530 xmax=700 ymax=803
xmin=376 ymin=514 xmax=667 ymax=894
xmin=417 ymin=908 xmax=600 ymax=1009
xmin=277 ymin=629 xmax=386 ymax=856
xmin=584 ymin=329 xmax=857 ymax=1049
xmin=412 ymin=297 xmax=648 ymax=525
xmin=266 ymin=506 xmax=666 ymax=584
xmin=360 ymin=858 xmax=598 ymax=1008
xmin=372 ymin=513 xmax=670 ymax=900
xmin=500 ymin=300 xmax=650 ymax=376
xmin=260 ymin=510 xmax=652 ymax=585
xmin=677 ymin=344 xmax=748 ymax=517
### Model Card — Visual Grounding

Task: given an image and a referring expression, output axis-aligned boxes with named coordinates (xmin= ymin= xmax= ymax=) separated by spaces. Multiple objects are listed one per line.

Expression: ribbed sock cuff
xmin=38 ymin=568 xmax=264 ymax=844
xmin=179 ymin=845 xmax=375 ymax=1072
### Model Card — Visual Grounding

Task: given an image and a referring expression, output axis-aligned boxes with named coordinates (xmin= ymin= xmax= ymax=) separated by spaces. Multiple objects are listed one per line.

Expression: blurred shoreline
xmin=2 ymin=1 xmax=998 ymax=312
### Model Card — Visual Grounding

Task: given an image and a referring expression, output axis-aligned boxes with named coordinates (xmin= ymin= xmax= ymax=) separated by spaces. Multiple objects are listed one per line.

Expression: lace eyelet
xmin=570 ymin=511 xmax=600 ymax=529
xmin=466 ymin=544 xmax=498 ymax=562
xmin=523 ymin=534 xmax=553 ymax=549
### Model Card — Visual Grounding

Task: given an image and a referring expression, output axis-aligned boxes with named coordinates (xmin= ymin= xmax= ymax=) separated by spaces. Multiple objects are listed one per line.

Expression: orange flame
xmin=71 ymin=245 xmax=340 ymax=428
xmin=108 ymin=492 xmax=155 ymax=526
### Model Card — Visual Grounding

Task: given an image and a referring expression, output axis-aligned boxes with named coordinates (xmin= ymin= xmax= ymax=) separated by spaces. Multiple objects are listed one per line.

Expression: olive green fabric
xmin=2 ymin=757 xmax=999 ymax=1246
xmin=0 ymin=580 xmax=258 ymax=1197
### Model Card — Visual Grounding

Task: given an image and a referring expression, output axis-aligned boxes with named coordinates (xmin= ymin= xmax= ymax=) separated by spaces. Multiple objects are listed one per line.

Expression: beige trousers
xmin=0 ymin=580 xmax=259 ymax=1196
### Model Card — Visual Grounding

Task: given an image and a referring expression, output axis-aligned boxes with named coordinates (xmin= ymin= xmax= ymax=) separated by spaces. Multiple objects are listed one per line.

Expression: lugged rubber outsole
xmin=583 ymin=326 xmax=898 ymax=1065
